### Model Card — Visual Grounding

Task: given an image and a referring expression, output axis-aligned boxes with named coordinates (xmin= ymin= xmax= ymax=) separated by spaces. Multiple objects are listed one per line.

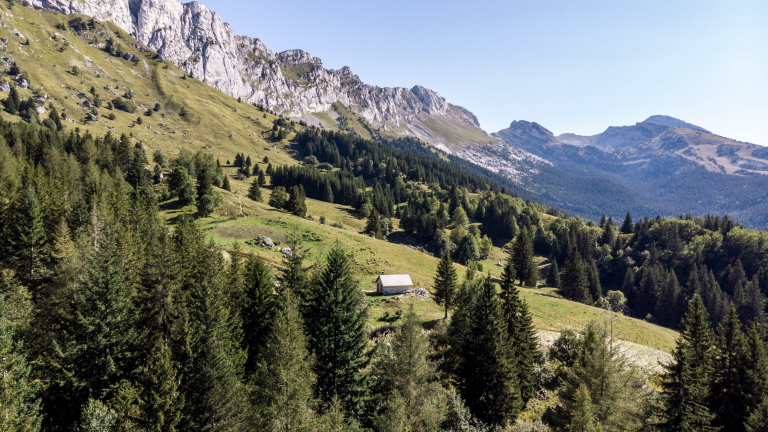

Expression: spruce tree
xmin=546 ymin=258 xmax=561 ymax=288
xmin=247 ymin=178 xmax=263 ymax=203
xmin=269 ymin=186 xmax=288 ymax=210
xmin=251 ymin=289 xmax=316 ymax=432
xmin=373 ymin=305 xmax=445 ymax=431
xmin=744 ymin=324 xmax=768 ymax=428
xmin=242 ymin=254 xmax=276 ymax=374
xmin=500 ymin=254 xmax=538 ymax=405
xmin=365 ymin=208 xmax=382 ymax=239
xmin=734 ymin=278 xmax=767 ymax=327
xmin=305 ymin=245 xmax=371 ymax=422
xmin=142 ymin=337 xmax=183 ymax=432
xmin=287 ymin=185 xmax=307 ymax=218
xmin=586 ymin=261 xmax=601 ymax=302
xmin=711 ymin=302 xmax=749 ymax=432
xmin=560 ymin=322 xmax=650 ymax=430
xmin=562 ymin=247 xmax=590 ymax=304
xmin=266 ymin=163 xmax=274 ymax=176
xmin=0 ymin=294 xmax=42 ymax=432
xmin=568 ymin=384 xmax=601 ymax=432
xmin=512 ymin=228 xmax=537 ymax=287
xmin=459 ymin=276 xmax=521 ymax=426
xmin=620 ymin=212 xmax=633 ymax=234
xmin=658 ymin=295 xmax=718 ymax=431
xmin=258 ymin=170 xmax=266 ymax=186
xmin=432 ymin=252 xmax=458 ymax=319
xmin=11 ymin=182 xmax=48 ymax=294
xmin=222 ymin=175 xmax=231 ymax=191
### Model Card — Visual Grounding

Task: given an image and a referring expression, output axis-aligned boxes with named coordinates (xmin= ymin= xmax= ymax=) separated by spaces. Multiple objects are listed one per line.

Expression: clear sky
xmin=199 ymin=0 xmax=767 ymax=144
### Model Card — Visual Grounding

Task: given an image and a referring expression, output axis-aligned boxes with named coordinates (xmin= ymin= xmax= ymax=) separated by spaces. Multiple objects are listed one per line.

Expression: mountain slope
xmin=26 ymin=0 xmax=492 ymax=149
xmin=489 ymin=117 xmax=768 ymax=228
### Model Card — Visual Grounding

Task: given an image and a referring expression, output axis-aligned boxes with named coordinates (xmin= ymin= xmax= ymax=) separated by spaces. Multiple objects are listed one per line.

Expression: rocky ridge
xmin=27 ymin=0 xmax=488 ymax=148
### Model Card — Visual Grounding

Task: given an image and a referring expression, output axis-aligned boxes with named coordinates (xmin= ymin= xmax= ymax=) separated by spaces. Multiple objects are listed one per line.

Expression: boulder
xmin=18 ymin=79 xmax=28 ymax=89
xmin=122 ymin=53 xmax=134 ymax=61
xmin=0 ymin=82 xmax=9 ymax=92
xmin=36 ymin=106 xmax=46 ymax=114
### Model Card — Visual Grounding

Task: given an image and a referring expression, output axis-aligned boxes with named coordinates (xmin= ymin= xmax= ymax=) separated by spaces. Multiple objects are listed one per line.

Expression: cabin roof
xmin=377 ymin=274 xmax=413 ymax=287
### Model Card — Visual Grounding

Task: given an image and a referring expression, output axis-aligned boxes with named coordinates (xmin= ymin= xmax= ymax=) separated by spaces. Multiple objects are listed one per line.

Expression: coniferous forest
xmin=4 ymin=112 xmax=768 ymax=432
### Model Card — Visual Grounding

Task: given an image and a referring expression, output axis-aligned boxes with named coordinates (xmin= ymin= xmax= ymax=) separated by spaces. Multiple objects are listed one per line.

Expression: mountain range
xmin=22 ymin=0 xmax=768 ymax=228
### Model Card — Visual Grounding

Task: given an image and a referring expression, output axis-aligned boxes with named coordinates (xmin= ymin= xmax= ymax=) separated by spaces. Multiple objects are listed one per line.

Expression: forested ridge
xmin=4 ymin=105 xmax=768 ymax=432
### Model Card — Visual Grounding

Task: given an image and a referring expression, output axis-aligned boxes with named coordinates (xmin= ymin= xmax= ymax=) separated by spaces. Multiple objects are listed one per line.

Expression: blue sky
xmin=201 ymin=0 xmax=767 ymax=144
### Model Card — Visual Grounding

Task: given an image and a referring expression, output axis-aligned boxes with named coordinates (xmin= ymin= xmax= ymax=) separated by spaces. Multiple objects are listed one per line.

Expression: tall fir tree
xmin=620 ymin=212 xmax=634 ymax=234
xmin=562 ymin=247 xmax=590 ymax=304
xmin=251 ymin=289 xmax=316 ymax=432
xmin=0 ymin=294 xmax=42 ymax=432
xmin=512 ymin=228 xmax=537 ymax=287
xmin=546 ymin=258 xmax=561 ymax=288
xmin=734 ymin=278 xmax=767 ymax=327
xmin=568 ymin=384 xmax=602 ymax=432
xmin=459 ymin=276 xmax=521 ymax=426
xmin=305 ymin=245 xmax=371 ymax=423
xmin=744 ymin=323 xmax=768 ymax=429
xmin=247 ymin=178 xmax=263 ymax=203
xmin=499 ymin=254 xmax=538 ymax=405
xmin=142 ymin=337 xmax=183 ymax=432
xmin=711 ymin=302 xmax=749 ymax=432
xmin=286 ymin=185 xmax=307 ymax=218
xmin=365 ymin=208 xmax=382 ymax=239
xmin=11 ymin=182 xmax=48 ymax=294
xmin=242 ymin=254 xmax=276 ymax=374
xmin=658 ymin=295 xmax=718 ymax=432
xmin=432 ymin=252 xmax=458 ymax=319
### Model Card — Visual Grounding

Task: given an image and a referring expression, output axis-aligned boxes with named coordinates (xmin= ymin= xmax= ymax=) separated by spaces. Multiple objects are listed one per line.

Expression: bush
xmin=331 ymin=221 xmax=344 ymax=230
xmin=107 ymin=113 xmax=116 ymax=120
xmin=320 ymin=215 xmax=326 ymax=225
xmin=317 ymin=162 xmax=334 ymax=171
xmin=111 ymin=97 xmax=136 ymax=113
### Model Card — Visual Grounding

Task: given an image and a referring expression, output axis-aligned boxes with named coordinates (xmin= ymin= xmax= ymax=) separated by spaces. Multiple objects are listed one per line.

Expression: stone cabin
xmin=376 ymin=274 xmax=413 ymax=295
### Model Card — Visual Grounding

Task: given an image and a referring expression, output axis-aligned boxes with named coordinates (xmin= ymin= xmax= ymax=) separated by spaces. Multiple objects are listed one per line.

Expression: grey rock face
xmin=27 ymin=0 xmax=486 ymax=146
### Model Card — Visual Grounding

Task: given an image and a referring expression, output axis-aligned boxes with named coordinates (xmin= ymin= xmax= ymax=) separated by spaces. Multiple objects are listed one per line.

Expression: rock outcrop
xmin=27 ymin=0 xmax=488 ymax=147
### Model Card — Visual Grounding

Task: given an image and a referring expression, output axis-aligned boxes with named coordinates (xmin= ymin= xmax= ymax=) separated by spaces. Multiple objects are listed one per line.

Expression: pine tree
xmin=711 ymin=302 xmax=749 ymax=432
xmin=746 ymin=397 xmax=768 ymax=432
xmin=222 ymin=175 xmax=231 ymax=191
xmin=562 ymin=247 xmax=590 ymax=304
xmin=266 ymin=163 xmax=274 ymax=175
xmin=305 ymin=245 xmax=371 ymax=422
xmin=600 ymin=222 xmax=616 ymax=247
xmin=365 ymin=208 xmax=382 ymax=239
xmin=560 ymin=322 xmax=650 ymax=430
xmin=5 ymin=87 xmax=19 ymax=114
xmin=246 ymin=156 xmax=252 ymax=167
xmin=0 ymin=294 xmax=42 ymax=432
xmin=373 ymin=305 xmax=445 ymax=431
xmin=586 ymin=261 xmax=601 ymax=302
xmin=251 ymin=289 xmax=316 ymax=432
xmin=569 ymin=384 xmax=602 ymax=432
xmin=734 ymin=278 xmax=767 ymax=327
xmin=142 ymin=337 xmax=183 ymax=432
xmin=247 ymin=179 xmax=263 ymax=203
xmin=433 ymin=252 xmax=458 ymax=319
xmin=287 ymin=185 xmax=307 ymax=218
xmin=512 ymin=228 xmax=537 ymax=287
xmin=744 ymin=324 xmax=768 ymax=429
xmin=500 ymin=254 xmax=538 ymax=405
xmin=459 ymin=276 xmax=521 ymax=426
xmin=45 ymin=226 xmax=142 ymax=428
xmin=11 ymin=182 xmax=48 ymax=294
xmin=258 ymin=171 xmax=266 ymax=186
xmin=620 ymin=212 xmax=633 ymax=234
xmin=658 ymin=295 xmax=718 ymax=431
xmin=546 ymin=258 xmax=561 ymax=288
xmin=242 ymin=254 xmax=276 ymax=374
xmin=279 ymin=231 xmax=310 ymax=309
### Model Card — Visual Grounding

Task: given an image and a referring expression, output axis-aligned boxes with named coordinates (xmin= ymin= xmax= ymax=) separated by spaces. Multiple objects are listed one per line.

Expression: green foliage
xmin=305 ymin=245 xmax=372 ymax=422
xmin=561 ymin=247 xmax=590 ymax=304
xmin=111 ymin=97 xmax=136 ymax=113
xmin=568 ymin=384 xmax=602 ymax=432
xmin=251 ymin=290 xmax=315 ymax=431
xmin=78 ymin=399 xmax=116 ymax=432
xmin=457 ymin=276 xmax=521 ymax=426
xmin=247 ymin=179 xmax=263 ymax=203
xmin=512 ymin=228 xmax=537 ymax=287
xmin=286 ymin=185 xmax=307 ymax=218
xmin=546 ymin=259 xmax=561 ymax=288
xmin=365 ymin=208 xmax=382 ymax=239
xmin=433 ymin=252 xmax=458 ymax=319
xmin=0 ymin=293 xmax=42 ymax=432
xmin=242 ymin=254 xmax=276 ymax=374
xmin=658 ymin=295 xmax=718 ymax=431
xmin=269 ymin=186 xmax=287 ymax=210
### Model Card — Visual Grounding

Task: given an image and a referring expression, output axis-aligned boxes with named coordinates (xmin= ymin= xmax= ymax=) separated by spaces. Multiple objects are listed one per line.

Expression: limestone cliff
xmin=27 ymin=0 xmax=489 ymax=148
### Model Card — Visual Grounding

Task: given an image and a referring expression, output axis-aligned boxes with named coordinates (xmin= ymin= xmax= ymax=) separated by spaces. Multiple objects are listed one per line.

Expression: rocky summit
xmin=26 ymin=0 xmax=488 ymax=148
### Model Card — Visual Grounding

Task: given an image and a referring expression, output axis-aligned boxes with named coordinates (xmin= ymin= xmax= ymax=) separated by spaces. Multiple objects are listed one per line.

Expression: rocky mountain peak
xmin=27 ymin=0 xmax=490 ymax=148
xmin=410 ymin=85 xmax=448 ymax=116
xmin=642 ymin=115 xmax=710 ymax=133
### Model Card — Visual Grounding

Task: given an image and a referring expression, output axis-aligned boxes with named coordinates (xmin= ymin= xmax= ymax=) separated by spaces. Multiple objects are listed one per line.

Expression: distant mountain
xmin=484 ymin=116 xmax=768 ymax=228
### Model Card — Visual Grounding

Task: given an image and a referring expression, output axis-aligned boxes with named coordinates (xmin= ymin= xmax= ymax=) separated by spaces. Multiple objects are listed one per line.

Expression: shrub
xmin=111 ymin=97 xmax=136 ymax=113
xmin=108 ymin=113 xmax=116 ymax=120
